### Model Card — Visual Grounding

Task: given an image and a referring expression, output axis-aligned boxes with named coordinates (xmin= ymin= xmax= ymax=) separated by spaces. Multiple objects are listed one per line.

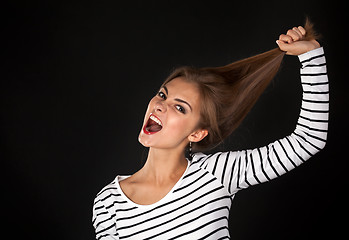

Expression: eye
xmin=158 ymin=91 xmax=167 ymax=100
xmin=176 ymin=105 xmax=186 ymax=114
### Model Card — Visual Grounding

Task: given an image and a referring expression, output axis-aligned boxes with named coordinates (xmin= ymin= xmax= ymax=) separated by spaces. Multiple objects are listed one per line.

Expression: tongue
xmin=147 ymin=124 xmax=162 ymax=132
xmin=146 ymin=118 xmax=162 ymax=132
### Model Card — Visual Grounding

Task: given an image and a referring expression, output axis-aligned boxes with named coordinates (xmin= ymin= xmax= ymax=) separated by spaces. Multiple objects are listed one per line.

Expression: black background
xmin=3 ymin=0 xmax=347 ymax=239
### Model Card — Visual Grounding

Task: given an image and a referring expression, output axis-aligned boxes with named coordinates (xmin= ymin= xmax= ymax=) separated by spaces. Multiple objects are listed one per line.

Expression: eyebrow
xmin=163 ymin=86 xmax=169 ymax=95
xmin=175 ymin=98 xmax=192 ymax=111
xmin=162 ymin=86 xmax=192 ymax=111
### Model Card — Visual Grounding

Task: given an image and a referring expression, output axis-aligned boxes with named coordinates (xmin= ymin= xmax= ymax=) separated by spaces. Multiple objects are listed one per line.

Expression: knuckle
xmin=298 ymin=26 xmax=306 ymax=34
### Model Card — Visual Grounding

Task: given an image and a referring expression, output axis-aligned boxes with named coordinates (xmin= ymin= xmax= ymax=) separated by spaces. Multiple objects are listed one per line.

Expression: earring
xmin=189 ymin=142 xmax=193 ymax=159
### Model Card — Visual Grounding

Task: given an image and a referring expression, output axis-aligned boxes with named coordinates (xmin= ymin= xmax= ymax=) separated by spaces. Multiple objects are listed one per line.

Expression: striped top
xmin=92 ymin=47 xmax=328 ymax=240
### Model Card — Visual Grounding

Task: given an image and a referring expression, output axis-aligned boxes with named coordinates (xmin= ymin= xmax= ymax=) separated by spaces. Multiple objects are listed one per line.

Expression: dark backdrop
xmin=3 ymin=1 xmax=346 ymax=239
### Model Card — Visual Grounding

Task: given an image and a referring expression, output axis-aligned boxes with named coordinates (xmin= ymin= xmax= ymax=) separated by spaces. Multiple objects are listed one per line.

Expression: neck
xmin=141 ymin=147 xmax=188 ymax=184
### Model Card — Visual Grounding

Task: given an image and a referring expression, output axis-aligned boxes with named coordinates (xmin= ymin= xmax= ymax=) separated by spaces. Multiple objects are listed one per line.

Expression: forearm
xmin=293 ymin=47 xmax=329 ymax=156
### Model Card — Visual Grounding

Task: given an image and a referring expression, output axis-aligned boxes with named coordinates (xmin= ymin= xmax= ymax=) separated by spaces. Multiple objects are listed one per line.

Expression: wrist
xmin=304 ymin=40 xmax=321 ymax=54
xmin=298 ymin=46 xmax=324 ymax=63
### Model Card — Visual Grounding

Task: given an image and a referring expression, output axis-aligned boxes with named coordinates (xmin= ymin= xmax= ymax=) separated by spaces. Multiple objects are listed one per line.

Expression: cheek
xmin=168 ymin=117 xmax=186 ymax=132
xmin=166 ymin=112 xmax=199 ymax=137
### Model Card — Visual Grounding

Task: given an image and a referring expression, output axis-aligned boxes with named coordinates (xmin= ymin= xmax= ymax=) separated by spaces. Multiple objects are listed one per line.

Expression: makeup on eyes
xmin=160 ymin=86 xmax=192 ymax=113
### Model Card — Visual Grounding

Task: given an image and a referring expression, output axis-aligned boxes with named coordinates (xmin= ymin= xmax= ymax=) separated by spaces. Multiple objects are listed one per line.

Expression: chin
xmin=138 ymin=131 xmax=155 ymax=148
xmin=138 ymin=136 xmax=150 ymax=147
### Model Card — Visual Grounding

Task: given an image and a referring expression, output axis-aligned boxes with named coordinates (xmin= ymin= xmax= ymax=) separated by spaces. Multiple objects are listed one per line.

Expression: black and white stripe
xmin=92 ymin=47 xmax=328 ymax=239
xmin=193 ymin=47 xmax=328 ymax=195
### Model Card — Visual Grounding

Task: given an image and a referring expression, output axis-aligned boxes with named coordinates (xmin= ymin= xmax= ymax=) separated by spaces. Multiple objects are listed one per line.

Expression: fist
xmin=276 ymin=26 xmax=320 ymax=55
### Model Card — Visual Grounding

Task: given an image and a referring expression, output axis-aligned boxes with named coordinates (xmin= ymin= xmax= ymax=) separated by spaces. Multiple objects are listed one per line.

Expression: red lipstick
xmin=143 ymin=113 xmax=163 ymax=135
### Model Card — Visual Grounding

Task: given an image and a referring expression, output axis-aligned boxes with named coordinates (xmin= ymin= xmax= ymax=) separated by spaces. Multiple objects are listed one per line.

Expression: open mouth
xmin=143 ymin=113 xmax=163 ymax=135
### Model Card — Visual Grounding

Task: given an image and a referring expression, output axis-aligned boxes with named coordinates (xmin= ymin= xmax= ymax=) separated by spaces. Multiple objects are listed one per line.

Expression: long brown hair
xmin=161 ymin=19 xmax=318 ymax=152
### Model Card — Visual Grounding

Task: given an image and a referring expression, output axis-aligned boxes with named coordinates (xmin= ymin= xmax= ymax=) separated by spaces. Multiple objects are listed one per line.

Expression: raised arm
xmin=192 ymin=26 xmax=329 ymax=195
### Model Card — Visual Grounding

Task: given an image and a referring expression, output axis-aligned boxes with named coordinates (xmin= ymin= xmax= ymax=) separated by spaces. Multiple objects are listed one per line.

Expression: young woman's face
xmin=138 ymin=77 xmax=203 ymax=150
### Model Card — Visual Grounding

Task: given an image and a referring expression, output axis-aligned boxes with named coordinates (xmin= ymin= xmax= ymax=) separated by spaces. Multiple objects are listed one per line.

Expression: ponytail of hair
xmin=162 ymin=18 xmax=319 ymax=152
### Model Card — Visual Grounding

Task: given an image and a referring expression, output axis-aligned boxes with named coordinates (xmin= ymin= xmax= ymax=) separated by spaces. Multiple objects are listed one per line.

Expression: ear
xmin=188 ymin=129 xmax=208 ymax=143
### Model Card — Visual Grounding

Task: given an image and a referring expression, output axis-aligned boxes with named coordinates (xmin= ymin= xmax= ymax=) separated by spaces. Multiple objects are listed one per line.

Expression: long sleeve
xmin=192 ymin=47 xmax=329 ymax=195
xmin=92 ymin=191 xmax=119 ymax=240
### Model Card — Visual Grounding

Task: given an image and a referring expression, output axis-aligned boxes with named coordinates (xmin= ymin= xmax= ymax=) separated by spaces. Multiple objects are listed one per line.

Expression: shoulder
xmin=191 ymin=151 xmax=240 ymax=166
xmin=94 ymin=176 xmax=121 ymax=206
xmin=118 ymin=175 xmax=136 ymax=199
xmin=191 ymin=152 xmax=209 ymax=165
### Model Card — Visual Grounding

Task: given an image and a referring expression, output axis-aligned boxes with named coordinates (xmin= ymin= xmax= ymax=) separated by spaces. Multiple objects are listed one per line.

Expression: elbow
xmin=318 ymin=139 xmax=327 ymax=151
xmin=306 ymin=138 xmax=327 ymax=158
xmin=314 ymin=132 xmax=328 ymax=153
xmin=294 ymin=129 xmax=328 ymax=156
xmin=320 ymin=132 xmax=328 ymax=149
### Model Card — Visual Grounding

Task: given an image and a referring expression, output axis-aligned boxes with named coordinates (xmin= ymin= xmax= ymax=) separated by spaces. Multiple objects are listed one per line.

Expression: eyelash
xmin=176 ymin=105 xmax=186 ymax=114
xmin=157 ymin=91 xmax=186 ymax=114
xmin=158 ymin=91 xmax=166 ymax=100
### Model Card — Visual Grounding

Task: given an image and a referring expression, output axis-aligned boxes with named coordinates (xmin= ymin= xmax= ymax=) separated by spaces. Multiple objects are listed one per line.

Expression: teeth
xmin=150 ymin=115 xmax=162 ymax=126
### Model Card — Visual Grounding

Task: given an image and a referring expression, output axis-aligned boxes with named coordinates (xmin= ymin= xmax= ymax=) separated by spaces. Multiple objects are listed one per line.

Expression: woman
xmin=92 ymin=21 xmax=328 ymax=239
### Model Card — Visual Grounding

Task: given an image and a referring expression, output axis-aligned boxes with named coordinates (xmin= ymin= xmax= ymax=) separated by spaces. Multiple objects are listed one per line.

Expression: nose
xmin=154 ymin=100 xmax=166 ymax=113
